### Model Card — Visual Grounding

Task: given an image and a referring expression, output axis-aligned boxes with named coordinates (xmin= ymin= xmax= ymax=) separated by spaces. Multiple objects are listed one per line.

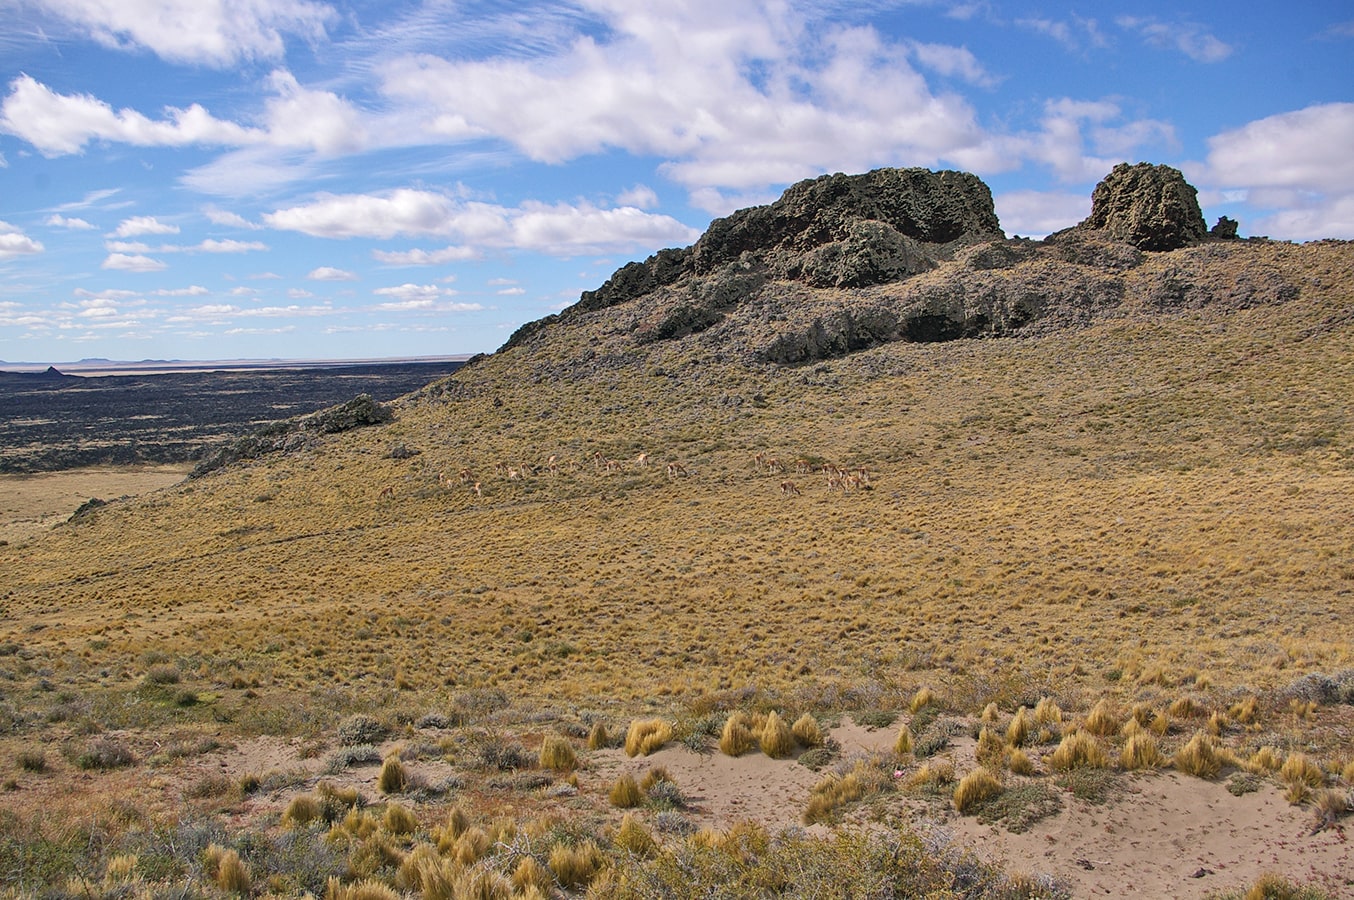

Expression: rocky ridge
xmin=498 ymin=162 xmax=1293 ymax=367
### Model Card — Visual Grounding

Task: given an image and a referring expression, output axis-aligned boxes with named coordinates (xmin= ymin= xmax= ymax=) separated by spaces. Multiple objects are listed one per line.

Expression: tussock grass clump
xmin=719 ymin=713 xmax=754 ymax=757
xmin=615 ymin=813 xmax=658 ymax=857
xmin=281 ymin=793 xmax=322 ymax=828
xmin=204 ymin=845 xmax=251 ymax=896
xmin=1083 ymin=699 xmax=1119 ymax=737
xmin=640 ymin=766 xmax=672 ymax=791
xmin=892 ymin=725 xmax=912 ymax=756
xmin=791 ymin=713 xmax=823 ymax=748
xmin=1238 ymin=872 xmax=1332 ymax=900
xmin=377 ymin=755 xmax=408 ymax=794
xmin=610 ymin=773 xmax=644 ymax=808
xmin=953 ymin=768 xmax=1002 ymax=813
xmin=980 ymin=702 xmax=1000 ymax=723
xmin=904 ymin=761 xmax=955 ymax=792
xmin=513 ymin=856 xmax=553 ymax=896
xmin=759 ymin=711 xmax=795 ymax=759
xmin=432 ymin=804 xmax=470 ymax=849
xmin=382 ymin=802 xmax=418 ymax=835
xmin=910 ymin=687 xmax=936 ymax=713
xmin=1005 ymin=707 xmax=1031 ymax=748
xmin=1246 ymin=747 xmax=1282 ymax=774
xmin=804 ymin=771 xmax=867 ymax=824
xmin=1120 ymin=732 xmax=1165 ymax=770
xmin=1169 ymin=696 xmax=1200 ymax=719
xmin=1007 ymin=748 xmax=1036 ymax=776
xmin=549 ymin=839 xmax=604 ymax=889
xmin=1280 ymin=753 xmax=1325 ymax=790
xmin=1229 ymin=695 xmax=1259 ymax=725
xmin=974 ymin=727 xmax=1005 ymax=769
xmin=1033 ymin=697 xmax=1062 ymax=726
xmin=1047 ymin=730 xmax=1107 ymax=771
xmin=625 ymin=719 xmax=673 ymax=757
xmin=452 ymin=827 xmax=490 ymax=866
xmin=587 ymin=722 xmax=609 ymax=750
xmin=539 ymin=733 xmax=577 ymax=771
xmin=1173 ymin=731 xmax=1224 ymax=778
xmin=324 ymin=876 xmax=400 ymax=900
xmin=75 ymin=736 xmax=134 ymax=771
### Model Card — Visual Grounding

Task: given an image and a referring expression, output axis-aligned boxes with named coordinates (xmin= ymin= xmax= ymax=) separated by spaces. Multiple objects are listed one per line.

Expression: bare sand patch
xmin=0 ymin=465 xmax=190 ymax=543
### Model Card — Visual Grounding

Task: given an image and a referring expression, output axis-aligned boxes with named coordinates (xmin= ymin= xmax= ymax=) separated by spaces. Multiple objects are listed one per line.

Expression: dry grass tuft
xmin=204 ymin=845 xmax=251 ymax=896
xmin=719 ymin=713 xmax=755 ymax=757
xmin=910 ymin=686 xmax=936 ymax=713
xmin=1006 ymin=707 xmax=1031 ymax=748
xmin=587 ymin=722 xmax=609 ymax=751
xmin=1247 ymin=747 xmax=1283 ymax=774
xmin=1280 ymin=753 xmax=1325 ymax=790
xmin=625 ymin=718 xmax=673 ymax=757
xmin=1033 ymin=697 xmax=1062 ymax=726
xmin=759 ymin=710 xmax=795 ymax=759
xmin=281 ymin=793 xmax=321 ymax=828
xmin=383 ymin=802 xmax=418 ymax=835
xmin=1169 ymin=696 xmax=1200 ymax=719
xmin=452 ymin=827 xmax=490 ymax=866
xmin=1240 ymin=872 xmax=1331 ymax=900
xmin=1173 ymin=731 xmax=1224 ymax=779
xmin=1047 ymin=730 xmax=1108 ymax=771
xmin=377 ymin=755 xmax=408 ymax=794
xmin=892 ymin=725 xmax=912 ymax=756
xmin=1229 ymin=695 xmax=1259 ymax=725
xmin=1008 ymin=748 xmax=1036 ymax=776
xmin=325 ymin=876 xmax=400 ymax=900
xmin=1083 ymin=698 xmax=1119 ymax=737
xmin=539 ymin=733 xmax=578 ymax=771
xmin=980 ymin=702 xmax=1000 ymax=723
xmin=615 ymin=812 xmax=658 ymax=857
xmin=975 ymin=726 xmax=1005 ymax=769
xmin=549 ymin=840 xmax=603 ymax=889
xmin=610 ymin=773 xmax=644 ymax=808
xmin=905 ymin=760 xmax=955 ymax=790
xmin=791 ymin=712 xmax=823 ymax=748
xmin=512 ymin=856 xmax=554 ymax=896
xmin=1120 ymin=732 xmax=1165 ymax=770
xmin=953 ymin=768 xmax=1002 ymax=813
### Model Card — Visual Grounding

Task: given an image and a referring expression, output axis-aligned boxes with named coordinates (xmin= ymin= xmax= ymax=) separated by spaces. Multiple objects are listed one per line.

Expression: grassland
xmin=0 ymin=240 xmax=1350 ymax=896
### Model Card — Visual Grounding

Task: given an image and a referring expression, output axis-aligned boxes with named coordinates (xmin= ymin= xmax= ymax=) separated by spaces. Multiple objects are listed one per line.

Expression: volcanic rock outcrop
xmin=501 ymin=162 xmax=1282 ymax=366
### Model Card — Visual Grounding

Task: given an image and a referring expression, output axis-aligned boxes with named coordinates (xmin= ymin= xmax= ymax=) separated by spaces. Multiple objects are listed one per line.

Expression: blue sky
xmin=1 ymin=1 xmax=1351 ymax=363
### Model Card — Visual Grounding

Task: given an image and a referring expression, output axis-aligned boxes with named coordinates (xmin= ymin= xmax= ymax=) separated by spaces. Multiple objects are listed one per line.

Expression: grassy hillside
xmin=1 ymin=238 xmax=1351 ymax=896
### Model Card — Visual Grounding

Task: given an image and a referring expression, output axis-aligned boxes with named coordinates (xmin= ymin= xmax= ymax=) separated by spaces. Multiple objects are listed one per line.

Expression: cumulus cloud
xmin=907 ymin=41 xmax=998 ymax=87
xmin=1116 ymin=16 xmax=1234 ymax=63
xmin=196 ymin=239 xmax=268 ymax=253
xmin=268 ymin=189 xmax=699 ymax=256
xmin=372 ymin=245 xmax=481 ymax=265
xmin=308 ymin=266 xmax=358 ymax=281
xmin=101 ymin=252 xmax=167 ymax=272
xmin=1200 ymin=103 xmax=1354 ymax=239
xmin=110 ymin=216 xmax=179 ymax=238
xmin=994 ymin=190 xmax=1089 ymax=238
xmin=371 ymin=283 xmax=483 ymax=312
xmin=0 ymin=75 xmax=259 ymax=156
xmin=0 ymin=221 xmax=45 ymax=258
xmin=45 ymin=214 xmax=96 ymax=229
xmin=616 ymin=184 xmax=659 ymax=209
xmin=23 ymin=0 xmax=336 ymax=67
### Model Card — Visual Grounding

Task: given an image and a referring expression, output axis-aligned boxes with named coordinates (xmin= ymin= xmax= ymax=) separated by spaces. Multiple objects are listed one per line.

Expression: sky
xmin=1 ymin=1 xmax=1352 ymax=363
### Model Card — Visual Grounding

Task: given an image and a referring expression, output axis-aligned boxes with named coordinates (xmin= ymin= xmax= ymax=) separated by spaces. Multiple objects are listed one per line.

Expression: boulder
xmin=1081 ymin=162 xmax=1206 ymax=251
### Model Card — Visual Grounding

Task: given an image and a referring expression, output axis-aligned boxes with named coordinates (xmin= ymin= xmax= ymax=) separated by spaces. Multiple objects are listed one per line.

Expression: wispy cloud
xmin=1116 ymin=16 xmax=1234 ymax=63
xmin=307 ymin=266 xmax=358 ymax=281
xmin=101 ymin=252 xmax=167 ymax=272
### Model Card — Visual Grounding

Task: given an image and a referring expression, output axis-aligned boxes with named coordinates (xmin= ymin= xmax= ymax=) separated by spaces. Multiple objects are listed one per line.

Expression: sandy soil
xmin=0 ymin=465 xmax=189 ymax=543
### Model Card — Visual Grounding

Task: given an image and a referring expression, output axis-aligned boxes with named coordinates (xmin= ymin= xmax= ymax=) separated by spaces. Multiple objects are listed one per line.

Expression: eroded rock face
xmin=1081 ymin=162 xmax=1206 ymax=251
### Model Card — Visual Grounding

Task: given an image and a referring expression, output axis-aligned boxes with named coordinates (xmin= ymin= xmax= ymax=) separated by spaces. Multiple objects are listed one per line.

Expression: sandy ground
xmin=0 ymin=465 xmax=189 ymax=543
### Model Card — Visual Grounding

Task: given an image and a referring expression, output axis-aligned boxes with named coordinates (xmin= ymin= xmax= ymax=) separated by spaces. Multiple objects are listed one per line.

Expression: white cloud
xmin=25 ymin=0 xmax=336 ymax=67
xmin=0 ymin=221 xmax=45 ymax=258
xmin=110 ymin=216 xmax=179 ymax=238
xmin=268 ymin=189 xmax=698 ymax=256
xmin=153 ymin=285 xmax=210 ymax=297
xmin=617 ymin=184 xmax=659 ymax=209
xmin=287 ymin=288 xmax=314 ymax=299
xmin=203 ymin=206 xmax=259 ymax=229
xmin=101 ymin=252 xmax=167 ymax=272
xmin=907 ymin=41 xmax=998 ymax=87
xmin=994 ymin=190 xmax=1089 ymax=238
xmin=196 ymin=239 xmax=267 ymax=253
xmin=0 ymin=75 xmax=259 ymax=156
xmin=372 ymin=245 xmax=480 ymax=265
xmin=1016 ymin=16 xmax=1108 ymax=54
xmin=308 ymin=266 xmax=358 ymax=281
xmin=497 ymin=287 xmax=526 ymax=296
xmin=1116 ymin=16 xmax=1234 ymax=63
xmin=262 ymin=70 xmax=369 ymax=154
xmin=373 ymin=283 xmax=452 ymax=305
xmin=45 ymin=214 xmax=96 ymax=229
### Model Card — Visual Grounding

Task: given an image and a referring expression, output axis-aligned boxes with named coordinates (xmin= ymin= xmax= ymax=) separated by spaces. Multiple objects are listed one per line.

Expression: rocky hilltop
xmin=499 ymin=162 xmax=1293 ymax=366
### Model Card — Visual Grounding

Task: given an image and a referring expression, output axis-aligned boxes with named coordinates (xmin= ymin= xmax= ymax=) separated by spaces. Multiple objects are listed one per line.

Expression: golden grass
xmin=1280 ymin=753 xmax=1325 ymax=789
xmin=1120 ymin=732 xmax=1165 ymax=770
xmin=1083 ymin=699 xmax=1120 ymax=737
xmin=625 ymin=719 xmax=673 ymax=757
xmin=377 ymin=756 xmax=408 ymax=794
xmin=1047 ymin=730 xmax=1108 ymax=771
xmin=719 ymin=713 xmax=755 ymax=757
xmin=539 ymin=733 xmax=578 ymax=771
xmin=892 ymin=725 xmax=913 ymax=756
xmin=953 ymin=768 xmax=1002 ymax=813
xmin=1173 ymin=731 xmax=1224 ymax=778
xmin=791 ymin=712 xmax=823 ymax=747
xmin=759 ymin=710 xmax=795 ymax=759
xmin=609 ymin=774 xmax=643 ymax=808
xmin=614 ymin=813 xmax=658 ymax=857
xmin=974 ymin=726 xmax=1005 ymax=769
xmin=549 ymin=840 xmax=603 ymax=889
xmin=1006 ymin=707 xmax=1032 ymax=747
xmin=587 ymin=722 xmax=609 ymax=751
xmin=1007 ymin=747 xmax=1036 ymax=776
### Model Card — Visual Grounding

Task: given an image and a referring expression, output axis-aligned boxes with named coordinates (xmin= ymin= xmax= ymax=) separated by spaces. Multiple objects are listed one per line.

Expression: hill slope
xmin=2 ymin=165 xmax=1352 ymax=896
